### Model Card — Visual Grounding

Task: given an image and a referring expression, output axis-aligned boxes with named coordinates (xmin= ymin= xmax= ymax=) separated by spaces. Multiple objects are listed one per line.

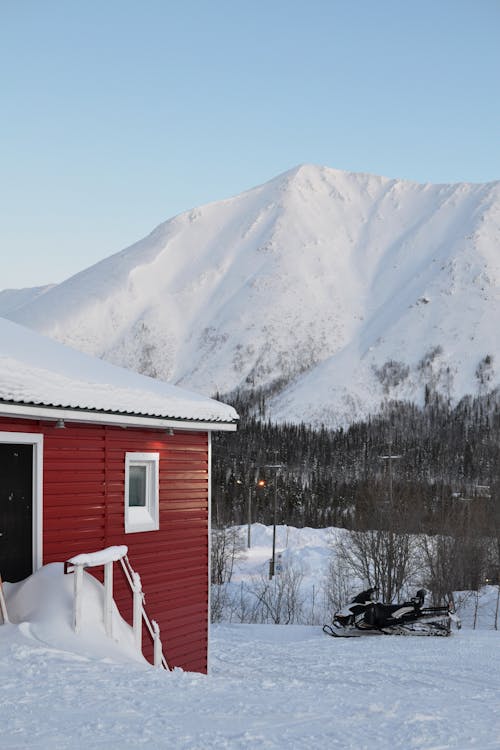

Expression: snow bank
xmin=229 ymin=524 xmax=499 ymax=629
xmin=3 ymin=563 xmax=144 ymax=664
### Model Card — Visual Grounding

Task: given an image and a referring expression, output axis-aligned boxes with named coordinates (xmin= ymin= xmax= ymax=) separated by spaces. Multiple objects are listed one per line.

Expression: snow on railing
xmin=118 ymin=554 xmax=170 ymax=671
xmin=0 ymin=573 xmax=9 ymax=624
xmin=64 ymin=545 xmax=169 ymax=670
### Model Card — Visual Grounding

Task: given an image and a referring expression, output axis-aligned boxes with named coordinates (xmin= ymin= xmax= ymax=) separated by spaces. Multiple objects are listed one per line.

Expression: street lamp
xmin=262 ymin=462 xmax=285 ymax=579
xmin=250 ymin=479 xmax=266 ymax=548
xmin=237 ymin=477 xmax=267 ymax=548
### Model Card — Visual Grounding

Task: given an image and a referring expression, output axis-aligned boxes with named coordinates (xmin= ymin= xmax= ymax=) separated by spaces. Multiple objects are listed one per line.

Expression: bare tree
xmin=211 ymin=526 xmax=246 ymax=585
xmin=418 ymin=533 xmax=460 ymax=605
xmin=335 ymin=526 xmax=416 ymax=602
xmin=323 ymin=545 xmax=354 ymax=616
xmin=210 ymin=582 xmax=231 ymax=623
xmin=247 ymin=564 xmax=305 ymax=624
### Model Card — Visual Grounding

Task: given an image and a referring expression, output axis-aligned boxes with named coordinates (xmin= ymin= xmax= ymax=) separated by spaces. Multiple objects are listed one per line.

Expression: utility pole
xmin=271 ymin=469 xmax=278 ymax=578
xmin=247 ymin=478 xmax=266 ymax=549
xmin=378 ymin=436 xmax=404 ymax=601
xmin=247 ymin=486 xmax=252 ymax=549
xmin=379 ymin=437 xmax=402 ymax=507
xmin=263 ymin=455 xmax=285 ymax=579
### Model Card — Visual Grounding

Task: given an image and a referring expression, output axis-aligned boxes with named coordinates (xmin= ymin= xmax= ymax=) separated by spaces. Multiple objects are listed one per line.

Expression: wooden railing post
xmin=152 ymin=620 xmax=162 ymax=667
xmin=73 ymin=564 xmax=84 ymax=634
xmin=65 ymin=547 xmax=169 ymax=669
xmin=104 ymin=561 xmax=113 ymax=638
xmin=132 ymin=571 xmax=143 ymax=652
xmin=0 ymin=574 xmax=9 ymax=625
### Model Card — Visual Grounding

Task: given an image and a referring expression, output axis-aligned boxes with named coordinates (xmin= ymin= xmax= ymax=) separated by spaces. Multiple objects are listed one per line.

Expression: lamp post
xmin=237 ymin=477 xmax=266 ymax=549
xmin=262 ymin=461 xmax=285 ymax=579
xmin=247 ymin=485 xmax=252 ymax=548
xmin=247 ymin=478 xmax=266 ymax=549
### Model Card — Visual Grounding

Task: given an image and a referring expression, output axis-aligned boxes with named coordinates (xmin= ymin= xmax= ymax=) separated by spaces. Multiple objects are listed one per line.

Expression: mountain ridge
xmin=4 ymin=164 xmax=500 ymax=427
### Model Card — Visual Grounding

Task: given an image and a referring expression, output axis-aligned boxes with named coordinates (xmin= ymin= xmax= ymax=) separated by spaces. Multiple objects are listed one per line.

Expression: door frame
xmin=0 ymin=431 xmax=44 ymax=575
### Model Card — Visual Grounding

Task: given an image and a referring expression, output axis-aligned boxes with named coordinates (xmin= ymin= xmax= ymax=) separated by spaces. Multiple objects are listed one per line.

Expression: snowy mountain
xmin=5 ymin=164 xmax=500 ymax=427
xmin=0 ymin=283 xmax=55 ymax=316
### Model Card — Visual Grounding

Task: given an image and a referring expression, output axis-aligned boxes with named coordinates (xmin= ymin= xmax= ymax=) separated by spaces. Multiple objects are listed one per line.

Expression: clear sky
xmin=1 ymin=0 xmax=499 ymax=290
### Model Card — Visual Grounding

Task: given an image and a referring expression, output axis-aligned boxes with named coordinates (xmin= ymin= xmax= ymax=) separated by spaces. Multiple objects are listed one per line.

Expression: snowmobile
xmin=323 ymin=587 xmax=461 ymax=638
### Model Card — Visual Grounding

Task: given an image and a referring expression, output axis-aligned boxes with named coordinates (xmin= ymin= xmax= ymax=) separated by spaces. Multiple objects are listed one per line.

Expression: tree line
xmin=212 ymin=388 xmax=500 ymax=592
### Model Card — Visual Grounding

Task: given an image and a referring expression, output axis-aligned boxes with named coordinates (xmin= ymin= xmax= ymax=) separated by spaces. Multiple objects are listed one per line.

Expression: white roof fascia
xmin=0 ymin=402 xmax=237 ymax=432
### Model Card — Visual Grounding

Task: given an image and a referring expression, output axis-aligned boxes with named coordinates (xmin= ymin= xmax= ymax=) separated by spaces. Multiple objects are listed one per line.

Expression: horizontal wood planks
xmin=0 ymin=416 xmax=210 ymax=673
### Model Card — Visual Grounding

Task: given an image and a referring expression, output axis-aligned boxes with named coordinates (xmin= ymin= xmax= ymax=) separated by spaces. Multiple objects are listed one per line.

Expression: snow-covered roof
xmin=0 ymin=317 xmax=238 ymax=428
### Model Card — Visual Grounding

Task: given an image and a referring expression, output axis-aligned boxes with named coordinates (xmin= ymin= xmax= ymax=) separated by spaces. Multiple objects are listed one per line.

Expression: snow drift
xmin=3 ymin=563 xmax=144 ymax=664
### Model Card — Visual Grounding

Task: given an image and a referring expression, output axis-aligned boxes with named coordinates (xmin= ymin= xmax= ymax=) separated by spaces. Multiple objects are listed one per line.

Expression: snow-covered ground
xmin=1 ymin=528 xmax=499 ymax=749
xmin=224 ymin=524 xmax=500 ymax=630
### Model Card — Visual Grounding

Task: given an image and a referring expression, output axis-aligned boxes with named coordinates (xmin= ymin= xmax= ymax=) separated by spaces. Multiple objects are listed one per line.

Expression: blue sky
xmin=1 ymin=0 xmax=499 ymax=289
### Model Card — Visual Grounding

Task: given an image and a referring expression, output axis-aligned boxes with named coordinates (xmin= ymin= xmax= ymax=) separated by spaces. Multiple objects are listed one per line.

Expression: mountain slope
xmin=6 ymin=164 xmax=500 ymax=427
xmin=0 ymin=284 xmax=55 ymax=316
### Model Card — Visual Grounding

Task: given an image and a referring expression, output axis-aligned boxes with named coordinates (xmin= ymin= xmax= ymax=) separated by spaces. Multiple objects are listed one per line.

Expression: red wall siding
xmin=0 ymin=416 xmax=210 ymax=673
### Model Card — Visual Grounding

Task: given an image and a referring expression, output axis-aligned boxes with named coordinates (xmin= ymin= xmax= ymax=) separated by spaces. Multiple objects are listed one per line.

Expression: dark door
xmin=0 ymin=444 xmax=33 ymax=582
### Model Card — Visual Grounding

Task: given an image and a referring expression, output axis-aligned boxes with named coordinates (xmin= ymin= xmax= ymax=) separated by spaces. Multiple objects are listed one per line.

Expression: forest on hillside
xmin=211 ymin=388 xmax=500 ymax=591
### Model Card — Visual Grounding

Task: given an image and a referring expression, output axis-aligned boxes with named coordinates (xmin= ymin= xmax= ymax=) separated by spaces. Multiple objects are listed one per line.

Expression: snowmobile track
xmin=322 ymin=623 xmax=451 ymax=638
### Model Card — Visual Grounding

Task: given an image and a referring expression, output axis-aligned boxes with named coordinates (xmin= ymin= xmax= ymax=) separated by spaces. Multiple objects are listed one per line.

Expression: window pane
xmin=129 ymin=465 xmax=147 ymax=507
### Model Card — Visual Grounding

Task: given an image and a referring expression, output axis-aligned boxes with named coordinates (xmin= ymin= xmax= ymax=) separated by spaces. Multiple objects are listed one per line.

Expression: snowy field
xmin=1 ymin=526 xmax=500 ymax=749
xmin=1 ymin=619 xmax=499 ymax=749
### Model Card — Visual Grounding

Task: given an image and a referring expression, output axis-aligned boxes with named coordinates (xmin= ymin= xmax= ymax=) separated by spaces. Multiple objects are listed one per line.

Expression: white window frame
xmin=124 ymin=452 xmax=160 ymax=533
xmin=0 ymin=431 xmax=44 ymax=573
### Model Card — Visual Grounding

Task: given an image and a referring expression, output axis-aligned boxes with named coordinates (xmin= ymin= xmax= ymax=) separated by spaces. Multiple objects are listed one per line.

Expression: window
xmin=125 ymin=453 xmax=159 ymax=533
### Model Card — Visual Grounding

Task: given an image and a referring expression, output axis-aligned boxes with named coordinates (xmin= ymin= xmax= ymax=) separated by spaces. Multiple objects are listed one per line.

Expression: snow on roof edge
xmin=0 ymin=398 xmax=238 ymax=430
xmin=0 ymin=317 xmax=238 ymax=425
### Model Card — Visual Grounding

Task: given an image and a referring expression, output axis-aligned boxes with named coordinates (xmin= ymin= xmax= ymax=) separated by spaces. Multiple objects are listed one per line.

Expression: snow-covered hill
xmin=5 ymin=165 xmax=500 ymax=427
xmin=0 ymin=283 xmax=54 ymax=316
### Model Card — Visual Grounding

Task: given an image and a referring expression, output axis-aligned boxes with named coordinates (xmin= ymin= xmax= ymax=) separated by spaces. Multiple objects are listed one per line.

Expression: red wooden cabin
xmin=0 ymin=317 xmax=237 ymax=673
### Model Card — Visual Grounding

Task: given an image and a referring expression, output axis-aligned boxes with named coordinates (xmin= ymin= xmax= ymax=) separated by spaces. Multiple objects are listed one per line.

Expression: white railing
xmin=0 ymin=574 xmax=9 ymax=624
xmin=64 ymin=545 xmax=169 ymax=670
xmin=118 ymin=553 xmax=170 ymax=671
